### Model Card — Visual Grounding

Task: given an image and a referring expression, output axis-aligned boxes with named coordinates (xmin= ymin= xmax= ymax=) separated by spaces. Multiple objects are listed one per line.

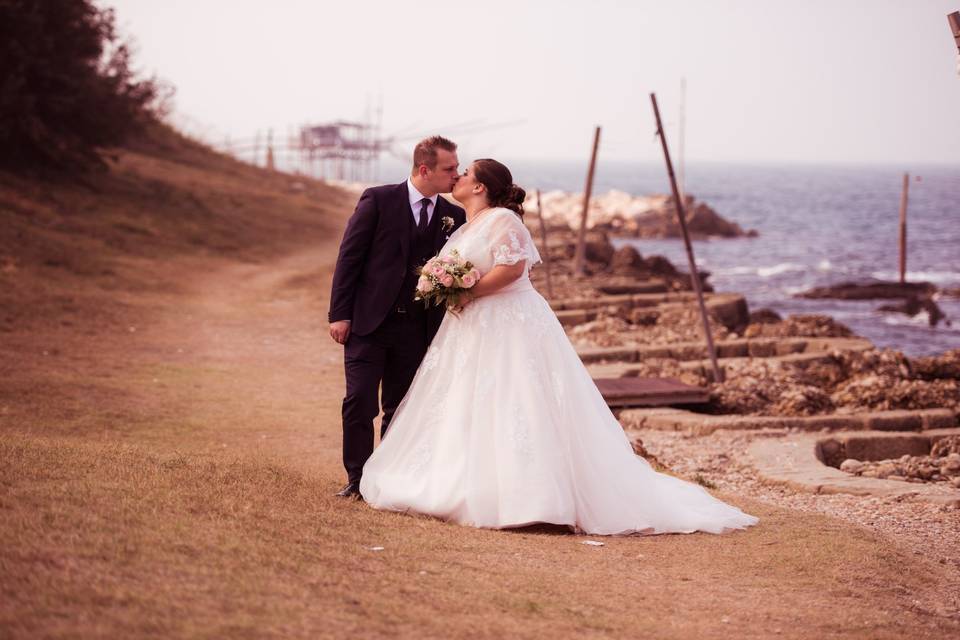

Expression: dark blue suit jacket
xmin=328 ymin=182 xmax=466 ymax=337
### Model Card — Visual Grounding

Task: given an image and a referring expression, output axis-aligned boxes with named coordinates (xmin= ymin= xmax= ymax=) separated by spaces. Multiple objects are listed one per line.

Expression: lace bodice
xmin=440 ymin=208 xmax=542 ymax=294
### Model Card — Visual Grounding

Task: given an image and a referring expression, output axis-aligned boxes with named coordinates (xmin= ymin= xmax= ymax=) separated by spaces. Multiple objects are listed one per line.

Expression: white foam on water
xmin=880 ymin=311 xmax=932 ymax=327
xmin=714 ymin=266 xmax=756 ymax=277
xmin=817 ymin=259 xmax=832 ymax=271
xmin=878 ymin=311 xmax=959 ymax=332
xmin=757 ymin=263 xmax=805 ymax=278
xmin=870 ymin=270 xmax=960 ymax=285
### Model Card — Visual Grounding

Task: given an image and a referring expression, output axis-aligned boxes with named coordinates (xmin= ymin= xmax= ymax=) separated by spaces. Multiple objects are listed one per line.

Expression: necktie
xmin=418 ymin=198 xmax=430 ymax=235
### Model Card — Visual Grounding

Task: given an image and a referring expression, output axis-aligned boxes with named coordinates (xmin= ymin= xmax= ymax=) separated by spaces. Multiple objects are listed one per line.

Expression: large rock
xmin=840 ymin=459 xmax=864 ymax=474
xmin=797 ymin=280 xmax=937 ymax=300
xmin=748 ymin=308 xmax=782 ymax=325
xmin=706 ymin=294 xmax=750 ymax=334
xmin=633 ymin=198 xmax=753 ymax=239
xmin=912 ymin=350 xmax=960 ymax=381
xmin=685 ymin=202 xmax=755 ymax=239
xmin=609 ymin=246 xmax=646 ymax=274
xmin=644 ymin=255 xmax=679 ymax=277
xmin=606 ymin=246 xmax=711 ymax=292
xmin=584 ymin=231 xmax=615 ymax=266
xmin=527 ymin=190 xmax=756 ymax=239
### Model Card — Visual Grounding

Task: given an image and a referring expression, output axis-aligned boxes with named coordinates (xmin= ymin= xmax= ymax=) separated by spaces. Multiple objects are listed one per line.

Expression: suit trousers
xmin=341 ymin=310 xmax=429 ymax=483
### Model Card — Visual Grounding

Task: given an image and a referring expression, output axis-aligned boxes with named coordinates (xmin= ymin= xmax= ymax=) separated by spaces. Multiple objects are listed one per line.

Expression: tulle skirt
xmin=360 ymin=285 xmax=758 ymax=535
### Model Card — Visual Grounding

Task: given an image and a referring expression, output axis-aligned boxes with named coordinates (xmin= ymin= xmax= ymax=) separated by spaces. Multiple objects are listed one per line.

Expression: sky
xmin=107 ymin=0 xmax=960 ymax=166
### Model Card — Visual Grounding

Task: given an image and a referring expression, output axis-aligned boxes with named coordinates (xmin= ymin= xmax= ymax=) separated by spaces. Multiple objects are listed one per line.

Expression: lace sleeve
xmin=487 ymin=210 xmax=543 ymax=267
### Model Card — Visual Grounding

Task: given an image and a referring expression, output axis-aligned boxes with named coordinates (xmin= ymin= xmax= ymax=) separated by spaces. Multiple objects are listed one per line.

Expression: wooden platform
xmin=593 ymin=376 xmax=709 ymax=408
xmin=596 ymin=280 xmax=669 ymax=295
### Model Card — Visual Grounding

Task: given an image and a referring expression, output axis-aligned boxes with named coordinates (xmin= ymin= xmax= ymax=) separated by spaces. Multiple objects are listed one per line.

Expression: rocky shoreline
xmin=527 ymin=190 xmax=757 ymax=239
xmin=526 ymin=217 xmax=960 ymax=422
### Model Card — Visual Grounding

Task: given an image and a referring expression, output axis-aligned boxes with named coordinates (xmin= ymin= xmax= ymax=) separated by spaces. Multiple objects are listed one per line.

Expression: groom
xmin=328 ymin=136 xmax=466 ymax=498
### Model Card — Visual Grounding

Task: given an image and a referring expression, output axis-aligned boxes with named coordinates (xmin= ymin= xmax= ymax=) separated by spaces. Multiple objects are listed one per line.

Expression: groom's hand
xmin=329 ymin=320 xmax=351 ymax=344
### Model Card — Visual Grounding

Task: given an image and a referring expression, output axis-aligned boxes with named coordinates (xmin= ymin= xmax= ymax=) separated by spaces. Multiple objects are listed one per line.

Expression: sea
xmin=506 ymin=160 xmax=960 ymax=357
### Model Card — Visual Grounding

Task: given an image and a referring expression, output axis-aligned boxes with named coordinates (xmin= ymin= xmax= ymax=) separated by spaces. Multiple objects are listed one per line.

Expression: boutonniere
xmin=441 ymin=216 xmax=455 ymax=232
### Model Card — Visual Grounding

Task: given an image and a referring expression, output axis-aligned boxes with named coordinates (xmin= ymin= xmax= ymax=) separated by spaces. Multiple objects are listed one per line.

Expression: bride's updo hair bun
xmin=504 ymin=184 xmax=527 ymax=213
xmin=473 ymin=158 xmax=526 ymax=218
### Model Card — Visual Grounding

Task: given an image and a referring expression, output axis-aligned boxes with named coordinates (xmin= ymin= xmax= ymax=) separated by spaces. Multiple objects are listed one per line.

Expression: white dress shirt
xmin=407 ymin=178 xmax=438 ymax=227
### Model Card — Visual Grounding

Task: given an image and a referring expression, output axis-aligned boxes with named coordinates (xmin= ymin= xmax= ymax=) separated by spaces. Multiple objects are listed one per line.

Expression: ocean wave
xmin=870 ymin=270 xmax=960 ymax=285
xmin=879 ymin=312 xmax=959 ymax=332
xmin=714 ymin=266 xmax=756 ymax=277
xmin=757 ymin=263 xmax=806 ymax=278
xmin=880 ymin=311 xmax=935 ymax=328
xmin=715 ymin=262 xmax=808 ymax=278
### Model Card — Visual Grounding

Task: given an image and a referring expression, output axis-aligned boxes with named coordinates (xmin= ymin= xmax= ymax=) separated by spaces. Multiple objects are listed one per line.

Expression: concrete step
xmin=577 ymin=337 xmax=874 ymax=365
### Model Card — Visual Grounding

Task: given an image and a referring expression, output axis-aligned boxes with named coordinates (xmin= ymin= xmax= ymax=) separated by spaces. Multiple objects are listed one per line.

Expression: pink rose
xmin=440 ymin=274 xmax=454 ymax=287
xmin=417 ymin=277 xmax=433 ymax=293
xmin=470 ymin=269 xmax=480 ymax=280
xmin=461 ymin=273 xmax=477 ymax=288
xmin=441 ymin=255 xmax=455 ymax=265
xmin=431 ymin=265 xmax=445 ymax=277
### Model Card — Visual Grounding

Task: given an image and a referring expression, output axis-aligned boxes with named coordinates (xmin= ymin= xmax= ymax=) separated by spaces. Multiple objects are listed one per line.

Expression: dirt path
xmin=137 ymin=247 xmax=347 ymax=475
xmin=5 ymin=237 xmax=960 ymax=638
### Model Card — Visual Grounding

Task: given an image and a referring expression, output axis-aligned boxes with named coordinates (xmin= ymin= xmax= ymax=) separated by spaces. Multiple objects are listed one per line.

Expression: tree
xmin=0 ymin=0 xmax=169 ymax=173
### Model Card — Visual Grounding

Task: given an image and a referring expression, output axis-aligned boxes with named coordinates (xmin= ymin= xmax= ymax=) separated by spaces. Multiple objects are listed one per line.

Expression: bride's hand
xmin=449 ymin=291 xmax=476 ymax=314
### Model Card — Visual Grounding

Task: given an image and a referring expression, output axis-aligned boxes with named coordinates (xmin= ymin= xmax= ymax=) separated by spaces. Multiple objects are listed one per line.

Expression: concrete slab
xmin=816 ymin=428 xmax=960 ymax=466
xmin=618 ymin=407 xmax=957 ymax=436
xmin=746 ymin=431 xmax=960 ymax=506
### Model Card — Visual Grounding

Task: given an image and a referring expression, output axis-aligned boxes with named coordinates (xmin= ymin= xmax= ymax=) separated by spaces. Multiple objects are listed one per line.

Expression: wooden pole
xmin=678 ymin=76 xmax=686 ymax=204
xmin=573 ymin=126 xmax=601 ymax=276
xmin=899 ymin=172 xmax=909 ymax=284
xmin=266 ymin=129 xmax=276 ymax=171
xmin=535 ymin=189 xmax=554 ymax=299
xmin=650 ymin=93 xmax=723 ymax=383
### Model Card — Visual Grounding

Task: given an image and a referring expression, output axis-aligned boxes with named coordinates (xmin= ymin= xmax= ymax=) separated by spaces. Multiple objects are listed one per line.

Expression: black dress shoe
xmin=335 ymin=481 xmax=362 ymax=499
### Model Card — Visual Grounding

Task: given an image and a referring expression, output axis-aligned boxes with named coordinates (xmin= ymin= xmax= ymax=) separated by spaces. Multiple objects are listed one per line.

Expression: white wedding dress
xmin=360 ymin=208 xmax=758 ymax=535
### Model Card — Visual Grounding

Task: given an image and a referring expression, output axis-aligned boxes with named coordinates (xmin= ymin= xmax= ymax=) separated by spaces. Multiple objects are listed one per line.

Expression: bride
xmin=359 ymin=159 xmax=758 ymax=536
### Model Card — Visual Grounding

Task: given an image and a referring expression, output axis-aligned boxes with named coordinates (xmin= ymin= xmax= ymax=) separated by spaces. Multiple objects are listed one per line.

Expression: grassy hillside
xmin=0 ymin=124 xmax=353 ymax=335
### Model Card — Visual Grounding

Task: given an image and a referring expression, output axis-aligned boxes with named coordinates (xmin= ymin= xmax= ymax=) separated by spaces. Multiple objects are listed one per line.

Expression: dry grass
xmin=1 ymin=127 xmax=959 ymax=638
xmin=3 ymin=434 xmax=957 ymax=640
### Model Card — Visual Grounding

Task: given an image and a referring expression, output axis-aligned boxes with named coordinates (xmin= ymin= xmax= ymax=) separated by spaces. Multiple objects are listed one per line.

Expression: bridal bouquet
xmin=415 ymin=250 xmax=480 ymax=312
